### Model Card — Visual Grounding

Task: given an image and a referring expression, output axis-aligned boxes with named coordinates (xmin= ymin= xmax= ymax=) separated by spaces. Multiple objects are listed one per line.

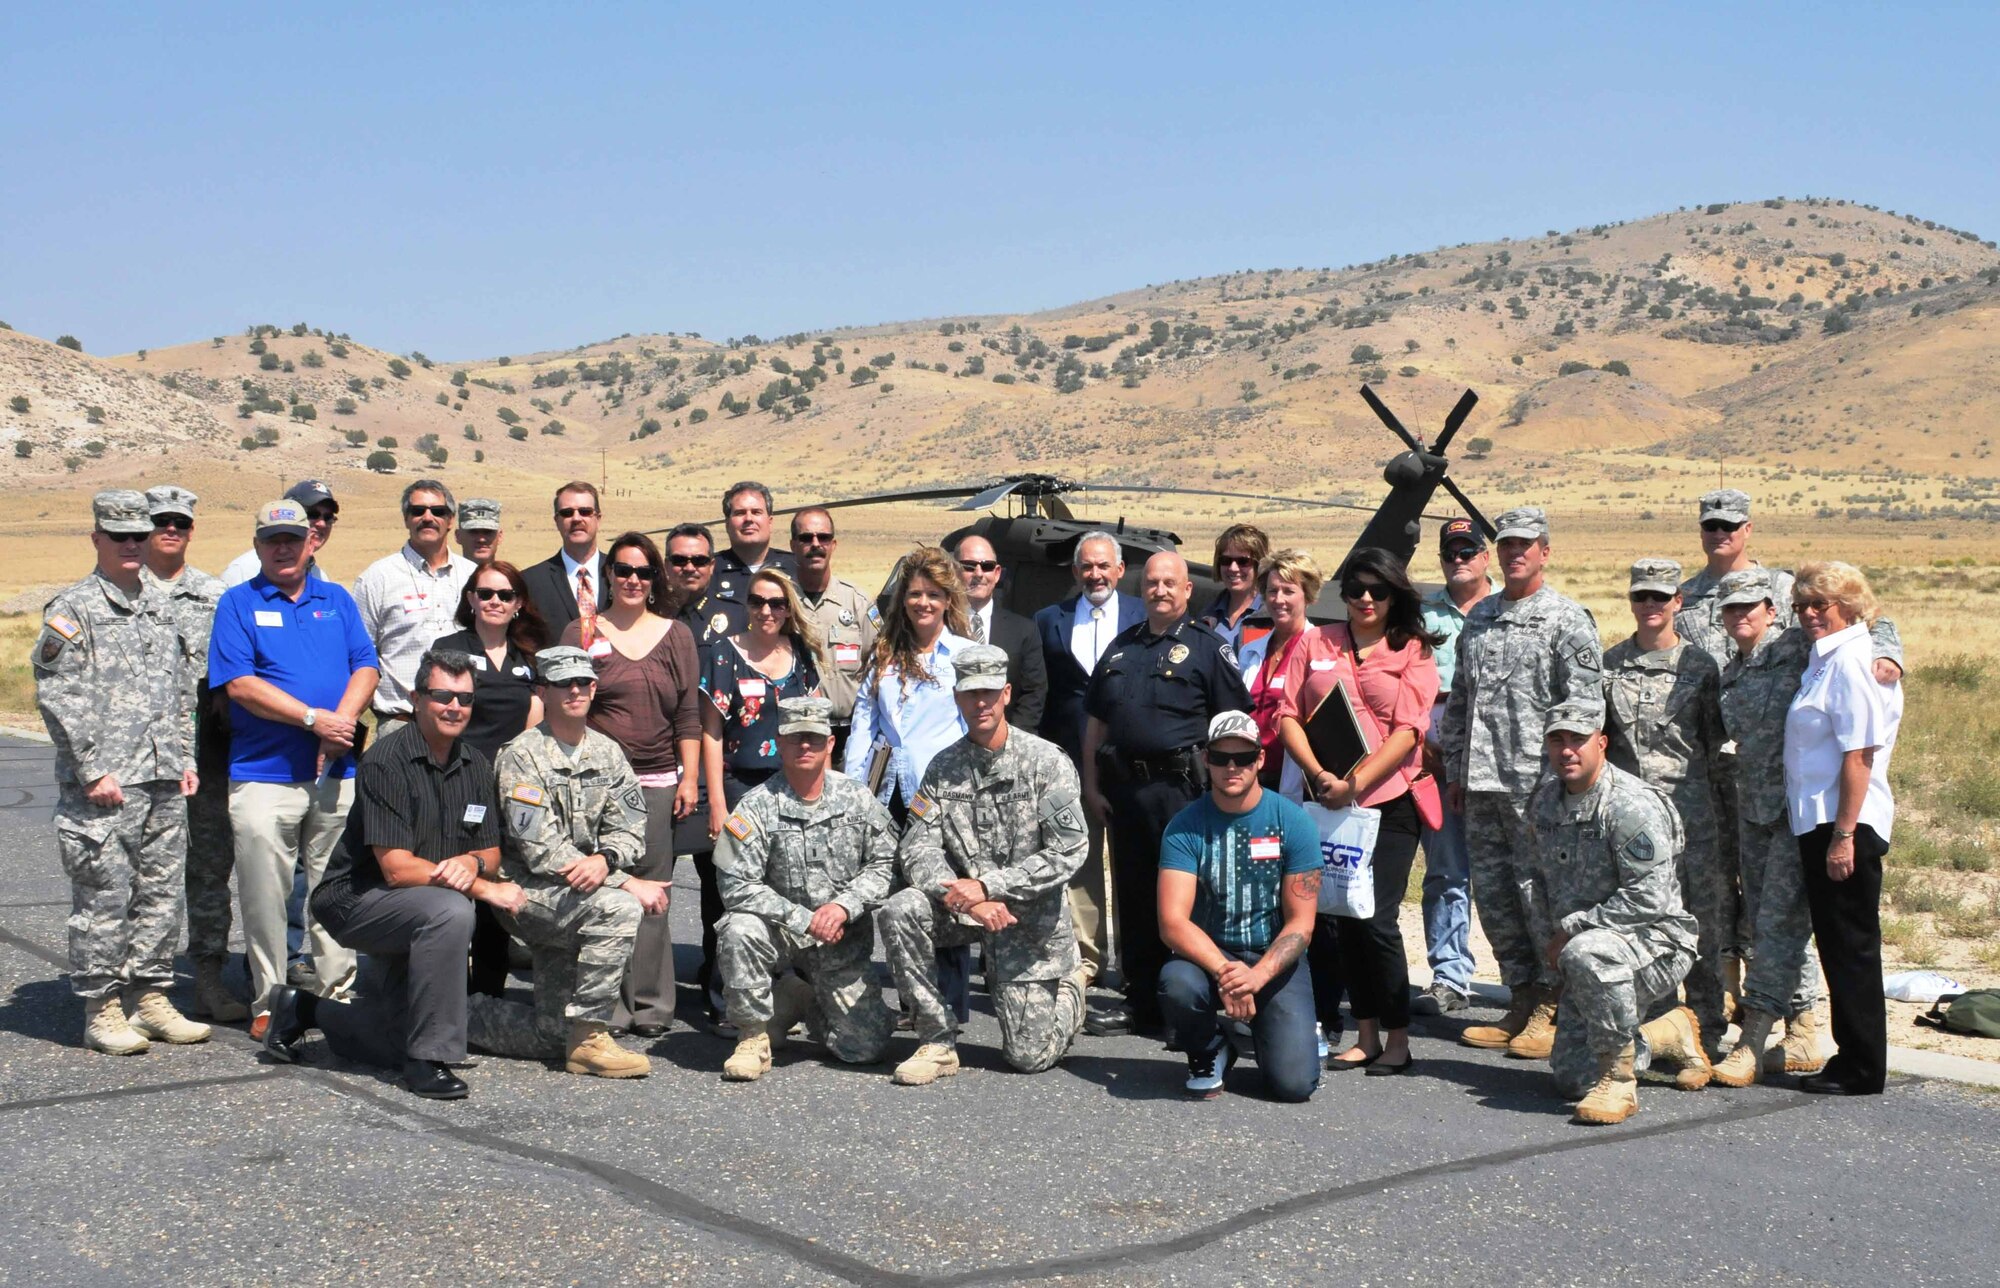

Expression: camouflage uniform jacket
xmin=495 ymin=725 xmax=646 ymax=904
xmin=1602 ymin=637 xmax=1727 ymax=812
xmin=1442 ymin=584 xmax=1602 ymax=796
xmin=899 ymin=728 xmax=1090 ymax=980
xmin=715 ymin=770 xmax=899 ymax=937
xmin=33 ymin=571 xmax=188 ymax=787
xmin=1679 ymin=565 xmax=1904 ymax=670
xmin=1529 ymin=762 xmax=1696 ymax=962
xmin=144 ymin=565 xmax=227 ymax=690
xmin=1718 ymin=625 xmax=1809 ymax=827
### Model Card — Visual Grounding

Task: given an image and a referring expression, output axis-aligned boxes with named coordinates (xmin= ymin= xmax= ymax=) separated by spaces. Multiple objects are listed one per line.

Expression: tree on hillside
xmin=290 ymin=403 xmax=317 ymax=422
xmin=56 ymin=335 xmax=82 ymax=351
xmin=12 ymin=441 xmax=29 ymax=458
xmin=1349 ymin=344 xmax=1380 ymax=365
xmin=8 ymin=396 xmax=26 ymax=413
xmin=1466 ymin=436 xmax=1494 ymax=458
xmin=366 ymin=450 xmax=397 ymax=472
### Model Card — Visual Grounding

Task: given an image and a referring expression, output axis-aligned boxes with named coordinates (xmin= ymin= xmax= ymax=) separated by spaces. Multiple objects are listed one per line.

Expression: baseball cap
xmin=1206 ymin=710 xmax=1260 ymax=746
xmin=254 ymin=500 xmax=311 ymax=538
xmin=1437 ymin=517 xmax=1484 ymax=553
xmin=284 ymin=479 xmax=339 ymax=513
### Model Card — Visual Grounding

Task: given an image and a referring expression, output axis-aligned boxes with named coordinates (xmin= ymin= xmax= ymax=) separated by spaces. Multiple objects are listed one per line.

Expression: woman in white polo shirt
xmin=1785 ymin=561 xmax=1900 ymax=1097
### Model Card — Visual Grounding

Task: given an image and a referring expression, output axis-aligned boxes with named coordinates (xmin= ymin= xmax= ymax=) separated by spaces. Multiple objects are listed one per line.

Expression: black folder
xmin=1303 ymin=680 xmax=1373 ymax=778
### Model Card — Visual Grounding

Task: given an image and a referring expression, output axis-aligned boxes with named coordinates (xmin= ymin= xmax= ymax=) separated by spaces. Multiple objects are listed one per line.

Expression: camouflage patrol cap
xmin=535 ymin=645 xmax=596 ymax=685
xmin=1699 ymin=489 xmax=1752 ymax=525
xmin=776 ymin=695 xmax=834 ymax=737
xmin=1715 ymin=568 xmax=1776 ymax=609
xmin=1628 ymin=558 xmax=1682 ymax=596
xmin=1207 ymin=710 xmax=1261 ymax=747
xmin=92 ymin=489 xmax=155 ymax=536
xmin=458 ymin=498 xmax=502 ymax=531
xmin=144 ymin=485 xmax=198 ymax=520
xmin=953 ymin=643 xmax=1011 ymax=692
xmin=1543 ymin=701 xmax=1605 ymax=738
xmin=1492 ymin=507 xmax=1550 ymax=542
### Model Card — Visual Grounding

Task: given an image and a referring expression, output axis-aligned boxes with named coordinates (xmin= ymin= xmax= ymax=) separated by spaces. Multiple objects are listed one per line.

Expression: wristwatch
xmin=301 ymin=707 xmax=318 ymax=731
xmin=1832 ymin=827 xmax=1854 ymax=840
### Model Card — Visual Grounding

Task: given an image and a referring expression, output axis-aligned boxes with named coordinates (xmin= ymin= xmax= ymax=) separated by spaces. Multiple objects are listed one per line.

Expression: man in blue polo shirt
xmin=208 ymin=499 xmax=378 ymax=1034
xmin=1157 ymin=710 xmax=1321 ymax=1102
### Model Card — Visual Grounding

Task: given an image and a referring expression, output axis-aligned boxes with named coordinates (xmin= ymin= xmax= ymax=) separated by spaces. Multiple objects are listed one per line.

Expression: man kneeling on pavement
xmin=1532 ymin=701 xmax=1709 ymax=1125
xmin=879 ymin=644 xmax=1092 ymax=1087
xmin=713 ymin=695 xmax=900 ymax=1080
xmin=467 ymin=645 xmax=671 ymax=1078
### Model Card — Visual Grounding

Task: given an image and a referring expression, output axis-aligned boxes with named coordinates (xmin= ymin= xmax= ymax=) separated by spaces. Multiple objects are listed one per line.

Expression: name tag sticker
xmin=739 ymin=676 xmax=768 ymax=698
xmin=470 ymin=654 xmax=488 ymax=671
xmin=1249 ymin=836 xmax=1282 ymax=861
xmin=254 ymin=610 xmax=284 ymax=628
xmin=462 ymin=804 xmax=487 ymax=825
xmin=833 ymin=643 xmax=861 ymax=665
xmin=1309 ymin=658 xmax=1337 ymax=672
xmin=402 ymin=594 xmax=429 ymax=615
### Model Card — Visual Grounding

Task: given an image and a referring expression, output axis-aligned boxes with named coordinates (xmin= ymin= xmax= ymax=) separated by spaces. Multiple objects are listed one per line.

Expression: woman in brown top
xmin=560 ymin=531 xmax=699 ymax=1037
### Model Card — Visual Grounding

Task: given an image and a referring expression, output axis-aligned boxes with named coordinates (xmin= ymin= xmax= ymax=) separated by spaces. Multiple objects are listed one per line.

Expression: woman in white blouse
xmin=1784 ymin=561 xmax=1900 ymax=1097
xmin=843 ymin=545 xmax=976 ymax=819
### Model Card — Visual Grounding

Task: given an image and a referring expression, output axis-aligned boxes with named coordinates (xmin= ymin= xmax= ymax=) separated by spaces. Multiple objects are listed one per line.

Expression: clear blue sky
xmin=6 ymin=3 xmax=1995 ymax=360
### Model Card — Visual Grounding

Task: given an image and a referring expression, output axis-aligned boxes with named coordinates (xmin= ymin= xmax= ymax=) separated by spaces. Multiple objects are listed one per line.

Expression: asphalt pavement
xmin=0 ymin=734 xmax=1993 ymax=1287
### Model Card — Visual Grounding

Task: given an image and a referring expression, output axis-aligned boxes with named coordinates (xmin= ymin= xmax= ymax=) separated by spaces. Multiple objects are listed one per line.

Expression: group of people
xmin=33 ymin=472 xmax=1904 ymax=1120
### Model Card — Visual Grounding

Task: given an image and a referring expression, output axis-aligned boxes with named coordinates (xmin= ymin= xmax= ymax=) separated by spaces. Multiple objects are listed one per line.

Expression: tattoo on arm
xmin=1288 ymin=870 xmax=1322 ymax=900
xmin=1264 ymin=930 xmax=1307 ymax=974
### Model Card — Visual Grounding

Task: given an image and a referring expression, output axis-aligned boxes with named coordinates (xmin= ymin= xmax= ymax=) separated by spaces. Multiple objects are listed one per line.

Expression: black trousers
xmin=319 ymin=886 xmax=474 ymax=1067
xmin=468 ymin=903 xmax=512 ymax=998
xmin=1799 ymin=821 xmax=1889 ymax=1093
xmin=1332 ymin=794 xmax=1422 ymax=1031
xmin=1105 ymin=773 xmax=1201 ymax=1027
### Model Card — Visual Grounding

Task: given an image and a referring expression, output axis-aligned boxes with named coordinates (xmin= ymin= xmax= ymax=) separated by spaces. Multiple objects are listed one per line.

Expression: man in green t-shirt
xmin=1157 ymin=711 xmax=1321 ymax=1101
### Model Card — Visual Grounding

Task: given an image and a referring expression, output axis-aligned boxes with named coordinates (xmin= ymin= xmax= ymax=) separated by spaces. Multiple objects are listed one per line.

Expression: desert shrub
xmin=387 ymin=358 xmax=412 ymax=379
xmin=435 ymin=392 xmax=449 ymax=406
xmin=1558 ymin=360 xmax=1591 ymax=376
xmin=541 ymin=419 xmax=565 ymax=435
xmin=688 ymin=407 xmax=709 ymax=424
xmin=259 ymin=353 xmax=281 ymax=371
xmin=239 ymin=435 xmax=257 ymax=451
xmin=345 ymin=429 xmax=367 ymax=446
xmin=366 ymin=450 xmax=397 ymax=472
xmin=301 ymin=350 xmax=324 ymax=368
xmin=254 ymin=426 xmax=278 ymax=446
xmin=851 ymin=366 xmax=878 ymax=385
xmin=328 ymin=342 xmax=349 ymax=358
xmin=12 ymin=441 xmax=29 ymax=458
xmin=1601 ymin=359 xmax=1631 ymax=376
xmin=496 ymin=406 xmax=521 ymax=425
xmin=462 ymin=424 xmax=479 ymax=440
xmin=508 ymin=425 xmax=528 ymax=441
xmin=1349 ymin=344 xmax=1381 ymax=364
xmin=428 ymin=447 xmax=448 ymax=465
xmin=377 ymin=435 xmax=398 ymax=448
xmin=83 ymin=440 xmax=105 ymax=456
xmin=334 ymin=397 xmax=357 ymax=414
xmin=8 ymin=395 xmax=27 ymax=413
xmin=249 ymin=339 xmax=267 ymax=355
xmin=290 ymin=403 xmax=316 ymax=422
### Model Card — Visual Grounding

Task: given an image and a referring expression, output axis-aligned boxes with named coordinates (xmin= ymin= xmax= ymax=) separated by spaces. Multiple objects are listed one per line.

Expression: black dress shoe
xmin=403 ymin=1059 xmax=469 ymax=1100
xmin=1326 ymin=1047 xmax=1380 ymax=1071
xmin=629 ymin=1022 xmax=670 ymax=1039
xmin=261 ymin=985 xmax=313 ymax=1065
xmin=1798 ymin=1071 xmax=1877 ymax=1096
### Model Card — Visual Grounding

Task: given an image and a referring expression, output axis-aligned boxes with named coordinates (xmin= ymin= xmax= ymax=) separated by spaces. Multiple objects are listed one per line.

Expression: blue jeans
xmin=1159 ymin=948 xmax=1319 ymax=1103
xmin=1420 ymin=784 xmax=1473 ymax=993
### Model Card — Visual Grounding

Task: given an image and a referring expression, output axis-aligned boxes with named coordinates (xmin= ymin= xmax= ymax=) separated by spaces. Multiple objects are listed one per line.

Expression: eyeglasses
xmin=541 ymin=677 xmax=594 ymax=692
xmin=1204 ymin=746 xmax=1260 ymax=769
xmin=610 ymin=561 xmax=656 ymax=581
xmin=307 ymin=508 xmax=338 ymax=525
xmin=1700 ymin=519 xmax=1744 ymax=534
xmin=556 ymin=506 xmax=598 ymax=520
xmin=99 ymin=531 xmax=148 ymax=545
xmin=794 ymin=532 xmax=835 ymax=546
xmin=1628 ymin=591 xmax=1674 ymax=605
xmin=417 ymin=688 xmax=474 ymax=707
xmin=959 ymin=560 xmax=1000 ymax=574
xmin=151 ymin=516 xmax=193 ymax=531
xmin=1793 ymin=598 xmax=1832 ymax=614
xmin=1441 ymin=546 xmax=1482 ymax=563
xmin=406 ymin=504 xmax=453 ymax=519
xmin=667 ymin=553 xmax=713 ymax=569
xmin=1341 ymin=580 xmax=1391 ymax=602
xmin=747 ymin=594 xmax=788 ymax=612
xmin=1217 ymin=555 xmax=1257 ymax=571
xmin=471 ymin=587 xmax=518 ymax=603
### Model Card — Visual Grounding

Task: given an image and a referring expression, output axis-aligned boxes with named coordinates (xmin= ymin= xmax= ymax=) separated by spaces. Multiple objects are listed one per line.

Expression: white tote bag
xmin=1304 ymin=802 xmax=1381 ymax=919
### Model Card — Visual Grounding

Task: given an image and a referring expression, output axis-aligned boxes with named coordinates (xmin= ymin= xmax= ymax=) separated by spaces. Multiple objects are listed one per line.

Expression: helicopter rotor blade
xmin=1359 ymin=384 xmax=1427 ymax=454
xmin=769 ymin=484 xmax=992 ymax=516
xmin=951 ymin=480 xmax=1029 ymax=511
xmin=1432 ymin=388 xmax=1481 ymax=454
xmin=1439 ymin=476 xmax=1497 ymax=542
xmin=1075 ymin=484 xmax=1381 ymax=515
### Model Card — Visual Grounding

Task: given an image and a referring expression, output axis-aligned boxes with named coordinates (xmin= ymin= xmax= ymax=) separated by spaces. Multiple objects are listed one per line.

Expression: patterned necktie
xmin=971 ymin=609 xmax=987 ymax=644
xmin=576 ymin=565 xmax=596 ymax=647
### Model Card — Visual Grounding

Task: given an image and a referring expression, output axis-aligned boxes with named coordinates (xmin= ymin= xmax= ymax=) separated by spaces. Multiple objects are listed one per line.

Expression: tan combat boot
xmin=127 ymin=990 xmax=212 ymax=1045
xmin=768 ymin=974 xmax=816 ymax=1050
xmin=1505 ymin=992 xmax=1560 ymax=1061
xmin=892 ymin=1042 xmax=961 ymax=1086
xmin=1637 ymin=1005 xmax=1713 ymax=1090
xmin=192 ymin=958 xmax=249 ymax=1023
xmin=84 ymin=995 xmax=150 ymax=1056
xmin=565 ymin=1022 xmax=651 ymax=1078
xmin=1461 ymin=984 xmax=1542 ymax=1050
xmin=721 ymin=1029 xmax=773 ymax=1081
xmin=1712 ymin=1008 xmax=1778 ymax=1087
xmin=1573 ymin=1043 xmax=1639 ymax=1125
xmin=1769 ymin=1007 xmax=1826 ymax=1074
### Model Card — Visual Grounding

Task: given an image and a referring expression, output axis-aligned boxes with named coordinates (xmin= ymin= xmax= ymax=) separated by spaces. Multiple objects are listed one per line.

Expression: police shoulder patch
xmin=509 ymin=784 xmax=545 ymax=807
xmin=724 ymin=812 xmax=754 ymax=840
xmin=1218 ymin=643 xmax=1238 ymax=669
xmin=866 ymin=603 xmax=881 ymax=626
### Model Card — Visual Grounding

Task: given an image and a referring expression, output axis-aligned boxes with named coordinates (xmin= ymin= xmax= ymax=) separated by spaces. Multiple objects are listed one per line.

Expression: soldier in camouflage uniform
xmin=713 ymin=695 xmax=900 ymax=1080
xmin=1602 ymin=558 xmax=1731 ymax=1048
xmin=1441 ymin=507 xmax=1602 ymax=1058
xmin=1708 ymin=571 xmax=1824 ymax=1087
xmin=141 ymin=484 xmax=246 ymax=1023
xmin=34 ymin=490 xmax=211 ymax=1055
xmin=472 ymin=646 xmax=664 ymax=1078
xmin=1529 ymin=703 xmax=1702 ymax=1125
xmin=879 ymin=644 xmax=1091 ymax=1086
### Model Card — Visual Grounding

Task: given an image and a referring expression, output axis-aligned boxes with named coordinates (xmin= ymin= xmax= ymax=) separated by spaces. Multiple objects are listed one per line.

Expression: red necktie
xmin=576 ymin=565 xmax=596 ymax=648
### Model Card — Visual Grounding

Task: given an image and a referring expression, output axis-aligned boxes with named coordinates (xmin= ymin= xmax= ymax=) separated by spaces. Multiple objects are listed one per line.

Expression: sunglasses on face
xmin=794 ymin=532 xmax=835 ymax=546
xmin=417 ymin=688 xmax=474 ymax=707
xmin=151 ymin=516 xmax=193 ymax=531
xmin=1217 ymin=555 xmax=1257 ymax=571
xmin=556 ymin=506 xmax=598 ymax=520
xmin=542 ymin=677 xmax=595 ymax=692
xmin=1701 ymin=519 xmax=1744 ymax=534
xmin=959 ymin=560 xmax=1000 ymax=574
xmin=1342 ymin=580 xmax=1390 ymax=602
xmin=747 ymin=594 xmax=788 ymax=612
xmin=471 ymin=586 xmax=517 ymax=603
xmin=667 ymin=553 xmax=712 ymax=569
xmin=1629 ymin=591 xmax=1674 ymax=605
xmin=1204 ymin=746 xmax=1260 ymax=769
xmin=1442 ymin=546 xmax=1482 ymax=563
xmin=610 ymin=561 xmax=656 ymax=581
xmin=1793 ymin=598 xmax=1832 ymax=614
xmin=100 ymin=531 xmax=148 ymax=546
xmin=406 ymin=504 xmax=452 ymax=519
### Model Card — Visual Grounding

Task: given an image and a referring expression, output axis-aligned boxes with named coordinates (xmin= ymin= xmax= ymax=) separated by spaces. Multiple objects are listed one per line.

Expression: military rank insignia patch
xmin=724 ymin=813 xmax=754 ymax=840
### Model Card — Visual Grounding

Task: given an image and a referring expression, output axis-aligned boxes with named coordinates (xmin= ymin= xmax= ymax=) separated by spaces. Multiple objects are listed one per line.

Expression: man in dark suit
xmin=522 ymin=481 xmax=610 ymax=634
xmin=1033 ymin=531 xmax=1144 ymax=1025
xmin=954 ymin=535 xmax=1046 ymax=733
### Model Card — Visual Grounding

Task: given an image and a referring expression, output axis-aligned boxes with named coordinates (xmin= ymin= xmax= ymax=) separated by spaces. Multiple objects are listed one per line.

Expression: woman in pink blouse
xmin=1235 ymin=548 xmax=1323 ymax=798
xmin=1276 ymin=547 xmax=1442 ymax=1076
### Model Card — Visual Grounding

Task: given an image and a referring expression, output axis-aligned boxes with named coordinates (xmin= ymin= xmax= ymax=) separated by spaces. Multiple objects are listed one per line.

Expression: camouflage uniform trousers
xmin=183 ymin=712 xmax=234 ymax=963
xmin=715 ymin=911 xmax=895 ymax=1064
xmin=467 ymin=886 xmax=643 ymax=1060
xmin=1464 ymin=792 xmax=1557 ymax=992
xmin=1661 ymin=804 xmax=1731 ymax=1039
xmin=877 ymin=887 xmax=1086 ymax=1074
xmin=1550 ymin=928 xmax=1693 ymax=1099
xmin=53 ymin=780 xmax=187 ymax=1000
xmin=1737 ymin=815 xmax=1821 ymax=1020
xmin=1713 ymin=761 xmax=1749 ymax=965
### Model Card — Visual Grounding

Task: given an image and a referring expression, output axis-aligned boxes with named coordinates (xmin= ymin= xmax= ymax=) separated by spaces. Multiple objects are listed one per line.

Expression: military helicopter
xmin=762 ymin=385 xmax=1495 ymax=623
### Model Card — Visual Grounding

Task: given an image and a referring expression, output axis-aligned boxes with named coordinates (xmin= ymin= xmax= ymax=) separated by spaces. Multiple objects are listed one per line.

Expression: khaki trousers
xmin=1067 ymin=817 xmax=1113 ymax=986
xmin=229 ymin=778 xmax=356 ymax=1013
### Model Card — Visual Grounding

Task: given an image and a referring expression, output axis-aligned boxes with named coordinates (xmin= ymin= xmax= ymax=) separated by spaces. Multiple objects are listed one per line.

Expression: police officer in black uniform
xmin=667 ymin=522 xmax=746 ymax=655
xmin=708 ymin=482 xmax=800 ymax=610
xmin=1081 ymin=550 xmax=1251 ymax=1033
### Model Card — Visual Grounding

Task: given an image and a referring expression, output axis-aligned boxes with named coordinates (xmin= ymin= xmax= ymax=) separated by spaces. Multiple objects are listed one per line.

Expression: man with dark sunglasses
xmin=141 ymin=485 xmax=247 ymax=1023
xmin=953 ymin=534 xmax=1046 ymax=735
xmin=221 ymin=479 xmax=337 ymax=587
xmin=353 ymin=479 xmax=475 ymax=720
xmin=35 ymin=490 xmax=207 ymax=1055
xmin=788 ymin=507 xmax=877 ymax=751
xmin=522 ymin=482 xmax=609 ymax=633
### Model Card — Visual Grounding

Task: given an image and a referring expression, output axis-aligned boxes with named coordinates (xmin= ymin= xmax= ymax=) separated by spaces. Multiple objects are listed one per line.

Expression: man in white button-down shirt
xmin=352 ymin=480 xmax=476 ymax=719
